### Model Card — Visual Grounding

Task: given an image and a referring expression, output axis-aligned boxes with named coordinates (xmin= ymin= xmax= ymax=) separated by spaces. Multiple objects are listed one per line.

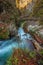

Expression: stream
xmin=0 ymin=27 xmax=34 ymax=65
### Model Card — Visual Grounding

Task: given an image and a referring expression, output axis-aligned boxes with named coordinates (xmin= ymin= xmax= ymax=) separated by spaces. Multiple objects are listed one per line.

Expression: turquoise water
xmin=0 ymin=28 xmax=34 ymax=65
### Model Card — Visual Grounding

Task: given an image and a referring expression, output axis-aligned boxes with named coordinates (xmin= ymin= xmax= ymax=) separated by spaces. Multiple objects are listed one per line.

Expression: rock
xmin=28 ymin=25 xmax=43 ymax=44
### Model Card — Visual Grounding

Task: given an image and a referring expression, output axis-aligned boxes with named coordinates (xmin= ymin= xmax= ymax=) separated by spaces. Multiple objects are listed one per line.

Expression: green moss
xmin=39 ymin=49 xmax=43 ymax=56
xmin=29 ymin=51 xmax=36 ymax=58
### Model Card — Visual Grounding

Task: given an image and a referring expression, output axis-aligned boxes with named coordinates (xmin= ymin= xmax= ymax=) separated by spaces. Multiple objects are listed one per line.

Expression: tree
xmin=0 ymin=0 xmax=33 ymax=28
xmin=0 ymin=0 xmax=21 ymax=27
xmin=32 ymin=0 xmax=43 ymax=25
xmin=0 ymin=0 xmax=21 ymax=39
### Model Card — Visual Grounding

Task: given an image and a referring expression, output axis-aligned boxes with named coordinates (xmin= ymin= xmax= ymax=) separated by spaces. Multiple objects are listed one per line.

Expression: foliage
xmin=0 ymin=0 xmax=20 ymax=27
xmin=39 ymin=60 xmax=43 ymax=65
xmin=32 ymin=0 xmax=43 ymax=25
xmin=33 ymin=0 xmax=43 ymax=17
xmin=0 ymin=0 xmax=22 ymax=39
xmin=39 ymin=49 xmax=43 ymax=56
xmin=0 ymin=23 xmax=9 ymax=39
xmin=6 ymin=48 xmax=43 ymax=65
xmin=6 ymin=56 xmax=12 ymax=65
xmin=6 ymin=48 xmax=37 ymax=65
xmin=16 ymin=0 xmax=32 ymax=9
xmin=29 ymin=51 xmax=36 ymax=58
xmin=39 ymin=20 xmax=43 ymax=25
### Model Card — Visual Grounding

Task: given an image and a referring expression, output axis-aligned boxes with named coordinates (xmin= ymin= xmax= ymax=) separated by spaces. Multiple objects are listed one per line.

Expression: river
xmin=0 ymin=28 xmax=34 ymax=65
